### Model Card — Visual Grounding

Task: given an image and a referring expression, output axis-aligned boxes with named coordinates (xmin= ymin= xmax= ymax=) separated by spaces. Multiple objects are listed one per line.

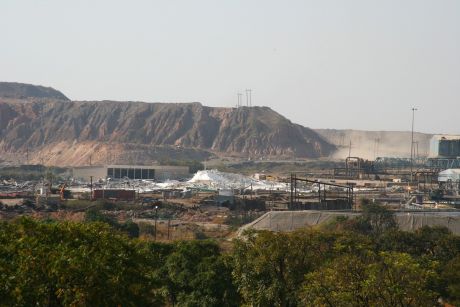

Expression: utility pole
xmin=245 ymin=89 xmax=249 ymax=106
xmin=373 ymin=138 xmax=380 ymax=160
xmin=410 ymin=107 xmax=418 ymax=183
xmin=248 ymin=89 xmax=252 ymax=106
xmin=154 ymin=205 xmax=159 ymax=240
xmin=348 ymin=140 xmax=352 ymax=158
xmin=237 ymin=93 xmax=242 ymax=108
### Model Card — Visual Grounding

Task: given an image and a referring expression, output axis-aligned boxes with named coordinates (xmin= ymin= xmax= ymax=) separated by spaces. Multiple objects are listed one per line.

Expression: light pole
xmin=410 ymin=107 xmax=418 ymax=183
xmin=154 ymin=205 xmax=159 ymax=240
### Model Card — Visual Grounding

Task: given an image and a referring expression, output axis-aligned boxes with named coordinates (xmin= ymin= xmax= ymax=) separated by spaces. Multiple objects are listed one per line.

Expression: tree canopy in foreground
xmin=0 ymin=204 xmax=459 ymax=306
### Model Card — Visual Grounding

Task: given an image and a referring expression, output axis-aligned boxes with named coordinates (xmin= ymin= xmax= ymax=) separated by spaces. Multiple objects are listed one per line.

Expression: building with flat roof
xmin=72 ymin=164 xmax=189 ymax=182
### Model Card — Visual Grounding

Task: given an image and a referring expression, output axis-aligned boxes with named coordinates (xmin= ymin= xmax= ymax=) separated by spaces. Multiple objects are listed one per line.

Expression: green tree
xmin=163 ymin=240 xmax=239 ymax=307
xmin=440 ymin=255 xmax=460 ymax=306
xmin=302 ymin=253 xmax=374 ymax=306
xmin=377 ymin=226 xmax=460 ymax=263
xmin=344 ymin=200 xmax=397 ymax=236
xmin=84 ymin=207 xmax=117 ymax=225
xmin=232 ymin=229 xmax=337 ymax=307
xmin=361 ymin=200 xmax=397 ymax=235
xmin=302 ymin=251 xmax=439 ymax=307
xmin=0 ymin=217 xmax=159 ymax=306
xmin=85 ymin=208 xmax=140 ymax=238
xmin=120 ymin=220 xmax=140 ymax=238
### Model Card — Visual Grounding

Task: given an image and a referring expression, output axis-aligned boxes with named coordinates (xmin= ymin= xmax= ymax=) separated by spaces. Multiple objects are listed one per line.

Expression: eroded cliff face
xmin=0 ymin=83 xmax=335 ymax=165
xmin=0 ymin=82 xmax=69 ymax=100
xmin=0 ymin=99 xmax=335 ymax=165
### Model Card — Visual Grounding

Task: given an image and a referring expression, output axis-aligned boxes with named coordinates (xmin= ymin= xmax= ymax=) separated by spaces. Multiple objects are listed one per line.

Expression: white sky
xmin=1 ymin=0 xmax=459 ymax=134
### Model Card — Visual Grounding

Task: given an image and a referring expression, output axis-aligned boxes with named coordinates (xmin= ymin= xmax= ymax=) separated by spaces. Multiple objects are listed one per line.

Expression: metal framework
xmin=427 ymin=158 xmax=460 ymax=171
xmin=289 ymin=174 xmax=354 ymax=210
xmin=333 ymin=157 xmax=378 ymax=179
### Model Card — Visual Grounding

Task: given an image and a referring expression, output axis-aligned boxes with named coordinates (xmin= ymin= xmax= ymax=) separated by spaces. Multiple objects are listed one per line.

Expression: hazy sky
xmin=1 ymin=0 xmax=459 ymax=134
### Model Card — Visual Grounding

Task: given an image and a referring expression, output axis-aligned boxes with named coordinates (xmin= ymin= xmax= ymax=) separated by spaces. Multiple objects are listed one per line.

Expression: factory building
xmin=73 ymin=164 xmax=189 ymax=182
xmin=429 ymin=135 xmax=460 ymax=158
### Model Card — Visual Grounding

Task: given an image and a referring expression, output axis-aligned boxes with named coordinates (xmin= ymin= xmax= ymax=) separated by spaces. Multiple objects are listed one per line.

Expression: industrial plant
xmin=1 ymin=133 xmax=460 ymax=235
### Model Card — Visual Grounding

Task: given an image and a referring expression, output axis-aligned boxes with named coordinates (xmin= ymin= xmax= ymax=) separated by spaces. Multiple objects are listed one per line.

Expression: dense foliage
xmin=0 ymin=204 xmax=459 ymax=306
xmin=0 ymin=219 xmax=153 ymax=306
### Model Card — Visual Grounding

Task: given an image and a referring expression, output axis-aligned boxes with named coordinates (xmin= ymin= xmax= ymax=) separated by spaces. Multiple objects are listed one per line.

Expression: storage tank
xmin=429 ymin=135 xmax=460 ymax=158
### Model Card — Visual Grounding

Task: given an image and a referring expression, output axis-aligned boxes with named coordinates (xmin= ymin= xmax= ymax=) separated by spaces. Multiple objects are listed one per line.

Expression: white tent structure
xmin=438 ymin=169 xmax=460 ymax=182
xmin=188 ymin=170 xmax=287 ymax=191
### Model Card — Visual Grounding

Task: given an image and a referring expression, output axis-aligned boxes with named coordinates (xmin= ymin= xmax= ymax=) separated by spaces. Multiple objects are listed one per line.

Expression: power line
xmin=348 ymin=140 xmax=352 ymax=158
xmin=249 ymin=89 xmax=252 ymax=106
xmin=244 ymin=89 xmax=253 ymax=107
xmin=245 ymin=89 xmax=249 ymax=106
xmin=237 ymin=93 xmax=242 ymax=107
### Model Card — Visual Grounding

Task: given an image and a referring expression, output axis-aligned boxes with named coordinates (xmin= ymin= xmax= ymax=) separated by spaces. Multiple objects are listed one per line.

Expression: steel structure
xmin=289 ymin=174 xmax=354 ymax=210
xmin=333 ymin=156 xmax=377 ymax=179
xmin=427 ymin=158 xmax=460 ymax=171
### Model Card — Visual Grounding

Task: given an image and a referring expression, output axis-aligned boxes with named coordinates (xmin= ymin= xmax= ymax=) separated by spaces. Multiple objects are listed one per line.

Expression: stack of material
xmin=188 ymin=170 xmax=287 ymax=191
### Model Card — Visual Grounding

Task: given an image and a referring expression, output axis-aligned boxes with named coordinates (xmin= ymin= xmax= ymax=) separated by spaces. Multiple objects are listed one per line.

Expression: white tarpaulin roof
xmin=438 ymin=169 xmax=460 ymax=182
xmin=69 ymin=170 xmax=288 ymax=193
xmin=188 ymin=170 xmax=287 ymax=190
